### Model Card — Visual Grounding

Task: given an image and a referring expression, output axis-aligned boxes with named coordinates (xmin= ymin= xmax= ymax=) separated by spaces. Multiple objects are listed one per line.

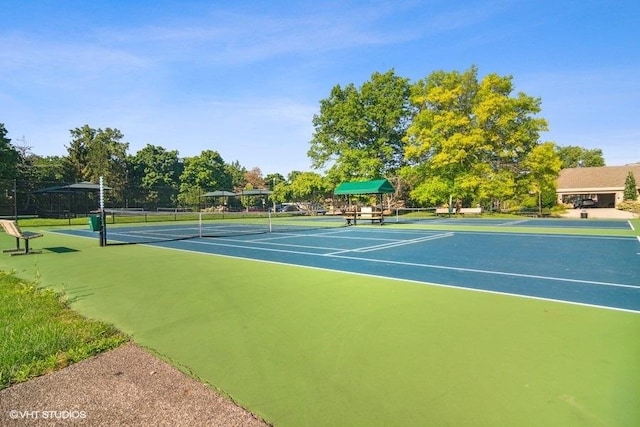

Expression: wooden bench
xmin=360 ymin=207 xmax=384 ymax=224
xmin=0 ymin=219 xmax=43 ymax=255
xmin=436 ymin=207 xmax=482 ymax=216
xmin=343 ymin=207 xmax=384 ymax=225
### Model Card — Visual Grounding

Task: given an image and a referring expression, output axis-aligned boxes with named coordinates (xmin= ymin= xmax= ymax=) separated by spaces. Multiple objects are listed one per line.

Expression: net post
xmin=99 ymin=176 xmax=107 ymax=247
xmin=199 ymin=212 xmax=203 ymax=238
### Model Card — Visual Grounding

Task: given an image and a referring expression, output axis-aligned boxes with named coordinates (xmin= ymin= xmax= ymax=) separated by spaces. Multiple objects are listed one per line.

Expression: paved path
xmin=560 ymin=208 xmax=638 ymax=219
xmin=1 ymin=344 xmax=269 ymax=427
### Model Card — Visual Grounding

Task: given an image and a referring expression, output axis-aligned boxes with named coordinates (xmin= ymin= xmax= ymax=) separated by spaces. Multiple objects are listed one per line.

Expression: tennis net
xmin=101 ymin=209 xmax=346 ymax=244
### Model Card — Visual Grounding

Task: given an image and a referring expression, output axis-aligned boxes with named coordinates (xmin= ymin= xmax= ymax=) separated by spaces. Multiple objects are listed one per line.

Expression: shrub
xmin=617 ymin=200 xmax=640 ymax=215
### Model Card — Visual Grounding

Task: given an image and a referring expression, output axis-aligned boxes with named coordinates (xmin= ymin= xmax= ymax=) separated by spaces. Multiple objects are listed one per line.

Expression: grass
xmin=0 ymin=270 xmax=128 ymax=390
xmin=0 ymin=223 xmax=639 ymax=426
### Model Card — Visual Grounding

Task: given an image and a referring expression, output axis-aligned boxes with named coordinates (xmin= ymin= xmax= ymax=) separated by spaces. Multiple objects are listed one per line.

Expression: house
xmin=556 ymin=164 xmax=640 ymax=208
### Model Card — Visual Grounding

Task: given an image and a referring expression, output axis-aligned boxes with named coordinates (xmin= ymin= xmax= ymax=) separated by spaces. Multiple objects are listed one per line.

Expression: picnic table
xmin=343 ymin=206 xmax=384 ymax=225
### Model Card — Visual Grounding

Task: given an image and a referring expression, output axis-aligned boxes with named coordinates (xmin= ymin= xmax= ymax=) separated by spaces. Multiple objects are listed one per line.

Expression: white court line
xmin=184 ymin=237 xmax=639 ymax=291
xmin=325 ymin=253 xmax=639 ymax=290
xmin=189 ymin=239 xmax=341 ymax=257
xmin=253 ymin=231 xmax=397 ymax=243
xmin=195 ymin=231 xmax=446 ymax=255
xmin=202 ymin=236 xmax=344 ymax=252
xmin=324 ymin=233 xmax=452 ymax=256
xmin=154 ymin=239 xmax=640 ymax=314
xmin=497 ymin=220 xmax=530 ymax=226
xmin=629 ymin=220 xmax=635 ymax=231
xmin=50 ymin=229 xmax=639 ymax=313
xmin=352 ymin=232 xmax=453 ymax=253
xmin=443 ymin=230 xmax=635 ymax=241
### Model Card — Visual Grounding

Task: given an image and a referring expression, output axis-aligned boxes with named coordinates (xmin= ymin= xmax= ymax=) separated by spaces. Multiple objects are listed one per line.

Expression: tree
xmin=289 ymin=172 xmax=333 ymax=203
xmin=519 ymin=142 xmax=562 ymax=211
xmin=0 ymin=123 xmax=19 ymax=180
xmin=555 ymin=145 xmax=605 ymax=168
xmin=624 ymin=171 xmax=638 ymax=201
xmin=28 ymin=155 xmax=73 ymax=183
xmin=265 ymin=173 xmax=285 ymax=190
xmin=128 ymin=144 xmax=182 ymax=208
xmin=270 ymin=181 xmax=292 ymax=204
xmin=244 ymin=167 xmax=265 ymax=189
xmin=287 ymin=170 xmax=304 ymax=183
xmin=17 ymin=153 xmax=75 ymax=215
xmin=225 ymin=160 xmax=247 ymax=192
xmin=308 ymin=69 xmax=412 ymax=181
xmin=178 ymin=150 xmax=231 ymax=208
xmin=65 ymin=128 xmax=90 ymax=180
xmin=402 ymin=66 xmax=549 ymax=207
xmin=66 ymin=125 xmax=129 ymax=202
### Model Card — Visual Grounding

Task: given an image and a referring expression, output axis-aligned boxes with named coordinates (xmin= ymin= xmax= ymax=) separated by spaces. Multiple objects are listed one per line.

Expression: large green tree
xmin=28 ymin=155 xmax=73 ymax=183
xmin=225 ymin=160 xmax=247 ymax=192
xmin=402 ymin=66 xmax=549 ymax=207
xmin=308 ymin=69 xmax=412 ymax=182
xmin=128 ymin=144 xmax=182 ymax=208
xmin=555 ymin=145 xmax=605 ymax=169
xmin=66 ymin=125 xmax=129 ymax=201
xmin=178 ymin=150 xmax=231 ymax=207
xmin=16 ymin=152 xmax=75 ymax=214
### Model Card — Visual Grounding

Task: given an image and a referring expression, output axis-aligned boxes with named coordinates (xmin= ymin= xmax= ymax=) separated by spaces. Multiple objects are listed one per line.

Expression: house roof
xmin=334 ymin=179 xmax=395 ymax=195
xmin=557 ymin=165 xmax=640 ymax=190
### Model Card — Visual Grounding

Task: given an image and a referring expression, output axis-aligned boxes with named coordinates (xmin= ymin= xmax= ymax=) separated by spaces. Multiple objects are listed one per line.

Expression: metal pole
xmin=13 ymin=179 xmax=18 ymax=223
xmin=538 ymin=189 xmax=542 ymax=216
xmin=99 ymin=176 xmax=106 ymax=246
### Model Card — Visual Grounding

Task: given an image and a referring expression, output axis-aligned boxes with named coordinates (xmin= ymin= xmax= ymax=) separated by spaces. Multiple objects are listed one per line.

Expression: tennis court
xmin=3 ymin=216 xmax=640 ymax=426
xmin=59 ymin=216 xmax=640 ymax=312
xmin=390 ymin=211 xmax=634 ymax=230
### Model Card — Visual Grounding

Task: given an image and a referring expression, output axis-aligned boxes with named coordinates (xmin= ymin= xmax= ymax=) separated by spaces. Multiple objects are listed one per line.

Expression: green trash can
xmin=88 ymin=215 xmax=102 ymax=231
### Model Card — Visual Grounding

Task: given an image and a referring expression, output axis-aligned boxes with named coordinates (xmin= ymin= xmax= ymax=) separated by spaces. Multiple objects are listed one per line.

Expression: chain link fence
xmin=0 ymin=179 xmax=262 ymax=222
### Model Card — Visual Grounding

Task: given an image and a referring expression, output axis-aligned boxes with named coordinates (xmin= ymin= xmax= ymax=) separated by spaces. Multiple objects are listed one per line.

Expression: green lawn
xmin=0 ymin=270 xmax=127 ymax=390
xmin=0 ymin=225 xmax=638 ymax=426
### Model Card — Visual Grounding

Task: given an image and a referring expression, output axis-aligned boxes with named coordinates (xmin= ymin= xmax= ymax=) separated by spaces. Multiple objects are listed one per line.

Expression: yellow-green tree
xmin=520 ymin=142 xmax=562 ymax=212
xmin=402 ymin=66 xmax=549 ymax=208
xmin=289 ymin=172 xmax=333 ymax=203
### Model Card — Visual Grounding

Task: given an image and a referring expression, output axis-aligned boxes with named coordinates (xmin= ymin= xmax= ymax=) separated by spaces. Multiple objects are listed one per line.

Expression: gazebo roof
xmin=34 ymin=181 xmax=111 ymax=193
xmin=334 ymin=179 xmax=395 ymax=195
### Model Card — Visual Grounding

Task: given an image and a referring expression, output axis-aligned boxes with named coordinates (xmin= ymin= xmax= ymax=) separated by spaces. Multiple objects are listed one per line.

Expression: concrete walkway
xmin=559 ymin=208 xmax=639 ymax=219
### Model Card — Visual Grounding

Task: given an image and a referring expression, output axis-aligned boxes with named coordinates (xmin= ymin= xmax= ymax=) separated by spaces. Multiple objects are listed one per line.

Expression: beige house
xmin=556 ymin=164 xmax=640 ymax=207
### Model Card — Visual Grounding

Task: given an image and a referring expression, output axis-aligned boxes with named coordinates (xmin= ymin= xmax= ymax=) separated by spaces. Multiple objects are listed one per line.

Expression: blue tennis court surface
xmin=392 ymin=215 xmax=634 ymax=229
xmin=60 ymin=222 xmax=640 ymax=313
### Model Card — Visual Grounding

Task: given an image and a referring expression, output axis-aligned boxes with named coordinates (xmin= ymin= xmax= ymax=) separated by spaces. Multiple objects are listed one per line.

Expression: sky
xmin=1 ymin=0 xmax=638 ymax=175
